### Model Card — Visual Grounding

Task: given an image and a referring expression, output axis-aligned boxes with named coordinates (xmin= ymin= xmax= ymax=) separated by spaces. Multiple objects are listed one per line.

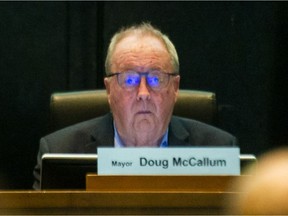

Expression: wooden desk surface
xmin=0 ymin=190 xmax=240 ymax=215
xmin=0 ymin=176 xmax=247 ymax=215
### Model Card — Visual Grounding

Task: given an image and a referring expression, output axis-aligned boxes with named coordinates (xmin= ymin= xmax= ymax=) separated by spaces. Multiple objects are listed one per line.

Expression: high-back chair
xmin=49 ymin=89 xmax=217 ymax=132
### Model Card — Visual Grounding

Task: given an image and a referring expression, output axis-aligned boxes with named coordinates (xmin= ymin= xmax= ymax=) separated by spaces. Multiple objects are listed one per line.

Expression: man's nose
xmin=137 ymin=76 xmax=151 ymax=100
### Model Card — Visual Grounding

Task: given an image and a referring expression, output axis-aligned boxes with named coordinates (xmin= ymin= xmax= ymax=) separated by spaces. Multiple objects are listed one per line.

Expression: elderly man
xmin=33 ymin=22 xmax=237 ymax=189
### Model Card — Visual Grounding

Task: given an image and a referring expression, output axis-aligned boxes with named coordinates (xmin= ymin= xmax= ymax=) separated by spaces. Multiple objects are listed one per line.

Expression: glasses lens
xmin=116 ymin=70 xmax=172 ymax=91
xmin=147 ymin=71 xmax=167 ymax=89
xmin=119 ymin=71 xmax=140 ymax=89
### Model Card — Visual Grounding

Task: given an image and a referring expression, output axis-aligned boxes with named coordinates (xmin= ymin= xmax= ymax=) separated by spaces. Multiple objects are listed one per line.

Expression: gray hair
xmin=105 ymin=22 xmax=179 ymax=75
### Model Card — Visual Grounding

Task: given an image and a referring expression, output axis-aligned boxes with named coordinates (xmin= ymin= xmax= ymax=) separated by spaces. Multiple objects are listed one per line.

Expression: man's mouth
xmin=137 ymin=110 xmax=151 ymax=114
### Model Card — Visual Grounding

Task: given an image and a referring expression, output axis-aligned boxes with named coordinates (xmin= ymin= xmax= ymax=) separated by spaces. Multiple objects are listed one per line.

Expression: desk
xmin=0 ymin=190 xmax=240 ymax=215
xmin=0 ymin=176 xmax=247 ymax=215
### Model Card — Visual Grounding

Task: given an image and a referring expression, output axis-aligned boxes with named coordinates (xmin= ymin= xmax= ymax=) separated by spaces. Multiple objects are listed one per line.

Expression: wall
xmin=0 ymin=1 xmax=287 ymax=189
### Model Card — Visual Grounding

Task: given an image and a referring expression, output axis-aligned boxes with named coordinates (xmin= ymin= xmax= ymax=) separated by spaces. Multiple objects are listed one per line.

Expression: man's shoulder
xmin=171 ymin=115 xmax=215 ymax=128
xmin=170 ymin=116 xmax=237 ymax=146
xmin=47 ymin=113 xmax=112 ymax=137
xmin=171 ymin=115 xmax=216 ymax=127
xmin=41 ymin=113 xmax=113 ymax=152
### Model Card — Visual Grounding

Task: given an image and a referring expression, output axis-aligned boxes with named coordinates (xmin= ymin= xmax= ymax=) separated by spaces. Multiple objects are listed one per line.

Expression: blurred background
xmin=0 ymin=1 xmax=287 ymax=189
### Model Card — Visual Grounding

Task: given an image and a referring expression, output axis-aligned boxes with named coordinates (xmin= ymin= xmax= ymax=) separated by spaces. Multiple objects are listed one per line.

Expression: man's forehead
xmin=111 ymin=51 xmax=172 ymax=72
xmin=115 ymin=34 xmax=167 ymax=52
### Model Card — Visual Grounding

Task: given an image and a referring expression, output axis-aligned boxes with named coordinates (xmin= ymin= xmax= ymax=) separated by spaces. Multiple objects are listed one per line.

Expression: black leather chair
xmin=49 ymin=89 xmax=217 ymax=132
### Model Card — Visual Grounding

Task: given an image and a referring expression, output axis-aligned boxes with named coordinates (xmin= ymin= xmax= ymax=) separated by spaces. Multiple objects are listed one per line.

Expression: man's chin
xmin=134 ymin=119 xmax=156 ymax=131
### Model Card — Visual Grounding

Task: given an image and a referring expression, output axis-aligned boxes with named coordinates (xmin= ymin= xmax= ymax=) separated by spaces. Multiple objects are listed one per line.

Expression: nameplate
xmin=97 ymin=147 xmax=240 ymax=175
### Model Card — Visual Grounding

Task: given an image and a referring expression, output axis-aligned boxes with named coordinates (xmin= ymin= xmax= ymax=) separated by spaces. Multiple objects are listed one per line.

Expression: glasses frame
xmin=106 ymin=70 xmax=179 ymax=91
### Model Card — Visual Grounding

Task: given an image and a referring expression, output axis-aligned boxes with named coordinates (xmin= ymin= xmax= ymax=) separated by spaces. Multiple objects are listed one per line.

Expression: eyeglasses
xmin=107 ymin=70 xmax=178 ymax=91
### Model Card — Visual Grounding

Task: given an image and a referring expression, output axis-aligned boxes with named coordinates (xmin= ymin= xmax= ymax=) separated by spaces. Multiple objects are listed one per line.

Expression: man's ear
xmin=104 ymin=77 xmax=111 ymax=104
xmin=173 ymin=75 xmax=180 ymax=102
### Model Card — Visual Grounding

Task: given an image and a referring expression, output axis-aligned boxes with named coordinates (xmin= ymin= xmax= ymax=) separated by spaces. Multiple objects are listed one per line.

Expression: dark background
xmin=0 ymin=1 xmax=287 ymax=189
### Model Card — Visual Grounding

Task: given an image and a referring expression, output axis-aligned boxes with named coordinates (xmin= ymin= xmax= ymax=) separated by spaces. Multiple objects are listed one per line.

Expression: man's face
xmin=104 ymin=34 xmax=180 ymax=147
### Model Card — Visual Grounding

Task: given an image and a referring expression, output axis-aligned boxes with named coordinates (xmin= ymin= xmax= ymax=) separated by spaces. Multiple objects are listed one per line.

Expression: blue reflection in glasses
xmin=124 ymin=72 xmax=161 ymax=88
xmin=107 ymin=70 xmax=178 ymax=90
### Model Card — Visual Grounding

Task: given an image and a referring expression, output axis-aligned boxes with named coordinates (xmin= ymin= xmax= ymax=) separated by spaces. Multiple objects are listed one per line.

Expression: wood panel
xmin=86 ymin=175 xmax=247 ymax=192
xmin=0 ymin=190 xmax=239 ymax=215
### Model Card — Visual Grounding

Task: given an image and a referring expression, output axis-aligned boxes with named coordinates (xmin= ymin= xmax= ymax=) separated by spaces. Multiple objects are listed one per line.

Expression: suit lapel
xmin=168 ymin=116 xmax=191 ymax=147
xmin=84 ymin=113 xmax=115 ymax=153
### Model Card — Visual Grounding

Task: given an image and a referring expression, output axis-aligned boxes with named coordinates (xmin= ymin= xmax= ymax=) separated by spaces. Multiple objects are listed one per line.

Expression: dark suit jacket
xmin=33 ymin=113 xmax=237 ymax=189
